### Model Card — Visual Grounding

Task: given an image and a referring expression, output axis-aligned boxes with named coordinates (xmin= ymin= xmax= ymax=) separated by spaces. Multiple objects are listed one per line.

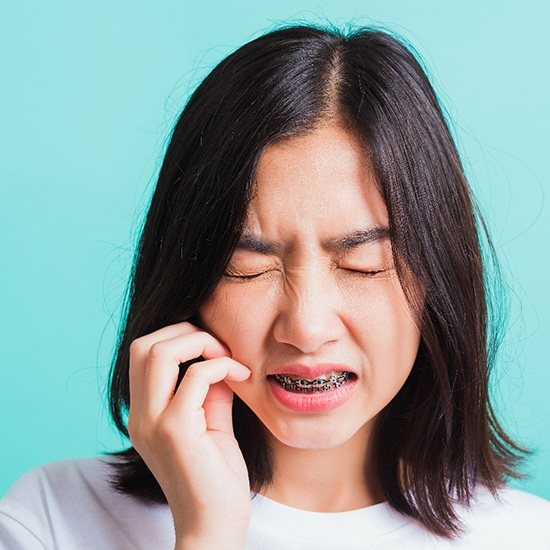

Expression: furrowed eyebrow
xmin=235 ymin=234 xmax=282 ymax=254
xmin=235 ymin=226 xmax=390 ymax=255
xmin=325 ymin=227 xmax=391 ymax=251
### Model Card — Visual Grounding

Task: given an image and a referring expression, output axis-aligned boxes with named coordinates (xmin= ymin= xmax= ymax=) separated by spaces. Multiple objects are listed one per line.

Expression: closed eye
xmin=344 ymin=268 xmax=389 ymax=276
xmin=224 ymin=270 xmax=269 ymax=280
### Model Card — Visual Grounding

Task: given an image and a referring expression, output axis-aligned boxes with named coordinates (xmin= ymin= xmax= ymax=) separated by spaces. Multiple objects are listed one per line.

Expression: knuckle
xmin=148 ymin=341 xmax=168 ymax=361
xmin=182 ymin=362 xmax=203 ymax=382
xmin=129 ymin=337 xmax=146 ymax=360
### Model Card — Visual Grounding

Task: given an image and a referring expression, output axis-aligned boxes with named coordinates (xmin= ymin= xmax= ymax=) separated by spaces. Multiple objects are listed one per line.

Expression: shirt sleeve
xmin=0 ymin=468 xmax=54 ymax=550
xmin=0 ymin=510 xmax=50 ymax=550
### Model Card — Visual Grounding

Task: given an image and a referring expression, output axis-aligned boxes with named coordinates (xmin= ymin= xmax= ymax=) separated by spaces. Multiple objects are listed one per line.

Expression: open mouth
xmin=270 ymin=371 xmax=353 ymax=393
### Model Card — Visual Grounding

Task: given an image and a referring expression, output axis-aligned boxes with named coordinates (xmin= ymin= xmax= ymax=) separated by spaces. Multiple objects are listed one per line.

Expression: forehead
xmin=244 ymin=125 xmax=389 ymax=238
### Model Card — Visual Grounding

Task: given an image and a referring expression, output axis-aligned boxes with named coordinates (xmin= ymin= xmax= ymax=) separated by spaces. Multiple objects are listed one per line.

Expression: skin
xmin=129 ymin=124 xmax=421 ymax=549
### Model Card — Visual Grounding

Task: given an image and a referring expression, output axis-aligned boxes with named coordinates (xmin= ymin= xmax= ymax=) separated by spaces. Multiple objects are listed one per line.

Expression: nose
xmin=271 ymin=270 xmax=346 ymax=353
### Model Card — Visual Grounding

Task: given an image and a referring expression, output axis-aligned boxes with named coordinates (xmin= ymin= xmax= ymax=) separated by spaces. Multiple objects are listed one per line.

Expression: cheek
xmin=378 ymin=291 xmax=420 ymax=364
xmin=198 ymin=284 xmax=275 ymax=364
xmin=347 ymin=277 xmax=420 ymax=379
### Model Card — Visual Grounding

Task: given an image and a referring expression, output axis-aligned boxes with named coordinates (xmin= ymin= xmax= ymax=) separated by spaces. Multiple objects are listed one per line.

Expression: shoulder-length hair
xmin=108 ymin=24 xmax=526 ymax=538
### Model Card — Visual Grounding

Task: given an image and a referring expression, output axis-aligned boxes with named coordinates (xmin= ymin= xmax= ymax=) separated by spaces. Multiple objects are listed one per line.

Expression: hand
xmin=128 ymin=322 xmax=252 ymax=548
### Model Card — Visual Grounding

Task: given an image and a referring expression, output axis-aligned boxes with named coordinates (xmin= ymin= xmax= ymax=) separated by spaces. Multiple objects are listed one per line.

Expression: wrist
xmin=176 ymin=531 xmax=248 ymax=550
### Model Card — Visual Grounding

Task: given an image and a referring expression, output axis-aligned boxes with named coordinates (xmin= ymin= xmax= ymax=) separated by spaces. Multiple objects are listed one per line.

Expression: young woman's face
xmin=199 ymin=125 xmax=421 ymax=451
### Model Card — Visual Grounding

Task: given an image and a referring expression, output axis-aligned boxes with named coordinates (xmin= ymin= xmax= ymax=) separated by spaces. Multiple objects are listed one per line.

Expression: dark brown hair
xmin=108 ymin=24 xmax=526 ymax=538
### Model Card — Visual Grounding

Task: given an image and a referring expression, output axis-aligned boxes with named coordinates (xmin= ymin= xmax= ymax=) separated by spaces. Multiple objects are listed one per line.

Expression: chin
xmin=229 ymin=380 xmax=377 ymax=452
xmin=262 ymin=415 xmax=371 ymax=451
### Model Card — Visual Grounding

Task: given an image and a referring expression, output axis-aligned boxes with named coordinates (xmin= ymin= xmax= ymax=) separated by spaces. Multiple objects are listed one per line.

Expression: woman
xmin=1 ymin=24 xmax=549 ymax=549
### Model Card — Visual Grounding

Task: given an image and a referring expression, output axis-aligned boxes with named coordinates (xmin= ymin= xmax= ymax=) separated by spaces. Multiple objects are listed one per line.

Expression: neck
xmin=260 ymin=425 xmax=384 ymax=512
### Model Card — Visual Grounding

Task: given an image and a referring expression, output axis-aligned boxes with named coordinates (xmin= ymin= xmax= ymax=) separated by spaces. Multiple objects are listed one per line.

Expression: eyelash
xmin=224 ymin=270 xmax=269 ymax=280
xmin=224 ymin=268 xmax=387 ymax=280
xmin=346 ymin=268 xmax=387 ymax=277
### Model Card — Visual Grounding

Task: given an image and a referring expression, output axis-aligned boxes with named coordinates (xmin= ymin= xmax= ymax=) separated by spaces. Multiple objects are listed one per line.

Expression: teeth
xmin=274 ymin=371 xmax=350 ymax=392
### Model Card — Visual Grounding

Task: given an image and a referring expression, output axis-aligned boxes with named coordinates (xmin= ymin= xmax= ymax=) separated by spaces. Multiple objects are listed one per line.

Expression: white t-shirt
xmin=0 ymin=457 xmax=549 ymax=549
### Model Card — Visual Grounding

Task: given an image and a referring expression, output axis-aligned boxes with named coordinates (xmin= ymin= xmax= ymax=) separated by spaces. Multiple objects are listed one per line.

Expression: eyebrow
xmin=236 ymin=234 xmax=283 ymax=254
xmin=325 ymin=226 xmax=391 ymax=251
xmin=236 ymin=226 xmax=390 ymax=254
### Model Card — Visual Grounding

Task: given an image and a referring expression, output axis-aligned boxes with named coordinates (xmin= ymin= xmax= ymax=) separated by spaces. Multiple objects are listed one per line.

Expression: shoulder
xmin=1 ymin=457 xmax=107 ymax=519
xmin=467 ymin=485 xmax=550 ymax=519
xmin=3 ymin=456 xmax=108 ymax=496
xmin=0 ymin=457 xmax=174 ymax=550
xmin=457 ymin=485 xmax=550 ymax=546
xmin=1 ymin=456 xmax=121 ymax=514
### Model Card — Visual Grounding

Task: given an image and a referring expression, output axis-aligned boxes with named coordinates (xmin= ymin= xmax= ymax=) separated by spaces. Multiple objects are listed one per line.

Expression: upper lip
xmin=268 ymin=364 xmax=356 ymax=378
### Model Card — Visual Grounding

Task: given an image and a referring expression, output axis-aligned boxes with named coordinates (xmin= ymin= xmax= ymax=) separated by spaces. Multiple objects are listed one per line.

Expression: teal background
xmin=1 ymin=1 xmax=549 ymax=499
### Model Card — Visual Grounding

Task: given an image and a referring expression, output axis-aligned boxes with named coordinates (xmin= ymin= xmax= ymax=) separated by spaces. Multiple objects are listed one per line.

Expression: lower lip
xmin=268 ymin=375 xmax=356 ymax=413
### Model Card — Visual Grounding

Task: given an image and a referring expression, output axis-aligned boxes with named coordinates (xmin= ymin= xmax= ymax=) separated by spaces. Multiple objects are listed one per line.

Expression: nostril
xmin=272 ymin=306 xmax=345 ymax=350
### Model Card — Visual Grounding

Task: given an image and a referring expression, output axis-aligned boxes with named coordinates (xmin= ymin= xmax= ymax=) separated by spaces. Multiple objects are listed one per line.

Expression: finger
xmin=169 ymin=356 xmax=250 ymax=425
xmin=203 ymin=380 xmax=236 ymax=434
xmin=129 ymin=322 xmax=203 ymax=415
xmin=130 ymin=322 xmax=203 ymax=367
xmin=142 ymin=332 xmax=236 ymax=419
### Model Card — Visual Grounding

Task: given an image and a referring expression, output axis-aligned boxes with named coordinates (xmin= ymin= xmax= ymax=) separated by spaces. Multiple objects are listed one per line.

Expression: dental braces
xmin=274 ymin=372 xmax=350 ymax=392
